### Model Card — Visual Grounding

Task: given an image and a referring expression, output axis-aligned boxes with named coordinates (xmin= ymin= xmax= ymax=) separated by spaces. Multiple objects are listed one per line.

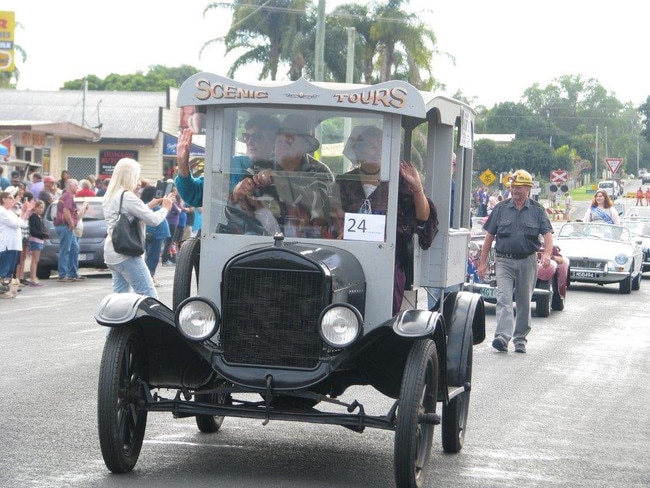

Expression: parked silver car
xmin=38 ymin=196 xmax=107 ymax=279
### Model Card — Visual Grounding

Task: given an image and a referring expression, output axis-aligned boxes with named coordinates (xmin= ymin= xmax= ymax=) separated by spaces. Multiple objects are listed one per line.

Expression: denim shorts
xmin=28 ymin=241 xmax=44 ymax=252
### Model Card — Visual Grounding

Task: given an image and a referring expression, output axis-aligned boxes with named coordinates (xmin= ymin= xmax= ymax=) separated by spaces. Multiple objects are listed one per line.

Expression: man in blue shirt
xmin=176 ymin=114 xmax=279 ymax=207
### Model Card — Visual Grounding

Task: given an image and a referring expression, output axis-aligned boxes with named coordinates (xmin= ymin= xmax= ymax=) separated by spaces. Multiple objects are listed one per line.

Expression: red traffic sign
xmin=605 ymin=158 xmax=623 ymax=174
xmin=550 ymin=169 xmax=568 ymax=183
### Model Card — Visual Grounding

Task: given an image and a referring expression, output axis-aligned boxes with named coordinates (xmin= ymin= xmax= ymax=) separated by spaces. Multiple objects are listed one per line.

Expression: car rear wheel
xmin=535 ymin=279 xmax=551 ymax=317
xmin=442 ymin=333 xmax=472 ymax=453
xmin=195 ymin=386 xmax=227 ymax=433
xmin=394 ymin=339 xmax=438 ymax=488
xmin=551 ymin=276 xmax=565 ymax=311
xmin=36 ymin=266 xmax=51 ymax=280
xmin=97 ymin=325 xmax=148 ymax=473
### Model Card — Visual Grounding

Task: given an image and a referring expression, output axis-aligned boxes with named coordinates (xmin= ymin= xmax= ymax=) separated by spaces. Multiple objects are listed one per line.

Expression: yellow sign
xmin=501 ymin=173 xmax=512 ymax=186
xmin=0 ymin=11 xmax=16 ymax=72
xmin=480 ymin=169 xmax=496 ymax=186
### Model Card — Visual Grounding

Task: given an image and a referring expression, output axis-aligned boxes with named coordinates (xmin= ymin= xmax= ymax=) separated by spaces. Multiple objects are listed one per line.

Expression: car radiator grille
xmin=222 ymin=268 xmax=325 ymax=369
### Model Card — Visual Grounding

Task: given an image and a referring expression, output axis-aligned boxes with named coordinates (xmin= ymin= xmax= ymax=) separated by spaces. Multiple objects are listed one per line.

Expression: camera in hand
xmin=155 ymin=180 xmax=174 ymax=198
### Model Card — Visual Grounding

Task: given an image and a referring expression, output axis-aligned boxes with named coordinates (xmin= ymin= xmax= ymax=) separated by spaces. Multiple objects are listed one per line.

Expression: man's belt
xmin=495 ymin=252 xmax=535 ymax=260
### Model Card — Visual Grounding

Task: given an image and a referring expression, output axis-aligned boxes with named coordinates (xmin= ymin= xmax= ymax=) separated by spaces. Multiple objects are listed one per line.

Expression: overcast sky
xmin=3 ymin=0 xmax=647 ymax=108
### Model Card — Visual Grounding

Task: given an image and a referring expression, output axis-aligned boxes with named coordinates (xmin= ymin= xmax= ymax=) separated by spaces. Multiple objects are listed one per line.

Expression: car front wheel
xmin=394 ymin=339 xmax=438 ymax=488
xmin=97 ymin=325 xmax=148 ymax=473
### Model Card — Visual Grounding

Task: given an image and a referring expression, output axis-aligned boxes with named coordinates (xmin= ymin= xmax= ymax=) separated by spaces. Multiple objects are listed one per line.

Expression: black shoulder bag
xmin=112 ymin=191 xmax=145 ymax=256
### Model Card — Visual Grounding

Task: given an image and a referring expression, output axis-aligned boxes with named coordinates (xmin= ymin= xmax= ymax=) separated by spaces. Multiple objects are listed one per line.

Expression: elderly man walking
xmin=477 ymin=170 xmax=554 ymax=353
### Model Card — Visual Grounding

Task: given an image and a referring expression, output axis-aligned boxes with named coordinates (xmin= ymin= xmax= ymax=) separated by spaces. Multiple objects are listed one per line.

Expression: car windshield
xmin=621 ymin=219 xmax=650 ymax=237
xmin=208 ymin=107 xmax=396 ymax=241
xmin=557 ymin=222 xmax=630 ymax=242
xmin=625 ymin=206 xmax=650 ymax=218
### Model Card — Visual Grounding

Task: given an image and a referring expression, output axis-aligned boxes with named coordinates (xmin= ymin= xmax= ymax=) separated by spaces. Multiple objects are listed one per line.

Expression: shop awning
xmin=0 ymin=120 xmax=99 ymax=140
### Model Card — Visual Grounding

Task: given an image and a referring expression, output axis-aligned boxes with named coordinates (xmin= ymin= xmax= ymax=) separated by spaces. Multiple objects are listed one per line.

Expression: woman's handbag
xmin=112 ymin=191 xmax=145 ymax=256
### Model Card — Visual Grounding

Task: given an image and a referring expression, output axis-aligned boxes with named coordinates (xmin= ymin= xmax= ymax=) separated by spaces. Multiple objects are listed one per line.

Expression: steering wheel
xmin=222 ymin=204 xmax=268 ymax=235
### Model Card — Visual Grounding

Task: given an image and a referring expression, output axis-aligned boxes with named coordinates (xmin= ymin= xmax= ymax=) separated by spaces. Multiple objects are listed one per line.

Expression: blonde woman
xmin=102 ymin=158 xmax=173 ymax=298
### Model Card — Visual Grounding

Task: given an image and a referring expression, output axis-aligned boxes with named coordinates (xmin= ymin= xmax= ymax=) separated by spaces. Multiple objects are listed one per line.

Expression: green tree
xmin=61 ymin=65 xmax=199 ymax=91
xmin=204 ymin=0 xmax=315 ymax=81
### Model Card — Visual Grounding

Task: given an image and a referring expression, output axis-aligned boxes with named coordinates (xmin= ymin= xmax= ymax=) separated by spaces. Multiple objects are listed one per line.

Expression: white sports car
xmin=556 ymin=222 xmax=643 ymax=294
xmin=620 ymin=218 xmax=650 ymax=273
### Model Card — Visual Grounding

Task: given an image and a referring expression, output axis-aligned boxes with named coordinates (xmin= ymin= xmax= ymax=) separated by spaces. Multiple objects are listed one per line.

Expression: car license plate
xmin=79 ymin=253 xmax=88 ymax=261
xmin=480 ymin=287 xmax=497 ymax=299
xmin=574 ymin=271 xmax=596 ymax=278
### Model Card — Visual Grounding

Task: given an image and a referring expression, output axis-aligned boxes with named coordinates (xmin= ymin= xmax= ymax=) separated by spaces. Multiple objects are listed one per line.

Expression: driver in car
xmin=229 ymin=114 xmax=334 ymax=237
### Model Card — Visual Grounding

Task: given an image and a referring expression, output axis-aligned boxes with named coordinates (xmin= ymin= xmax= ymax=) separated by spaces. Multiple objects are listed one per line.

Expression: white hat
xmin=4 ymin=186 xmax=18 ymax=197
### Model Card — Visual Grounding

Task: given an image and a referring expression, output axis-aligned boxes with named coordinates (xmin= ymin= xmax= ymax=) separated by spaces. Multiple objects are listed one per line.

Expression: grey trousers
xmin=494 ymin=253 xmax=537 ymax=346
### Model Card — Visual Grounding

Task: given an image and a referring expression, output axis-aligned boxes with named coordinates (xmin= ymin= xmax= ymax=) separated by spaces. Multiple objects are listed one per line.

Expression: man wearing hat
xmin=477 ymin=169 xmax=554 ymax=354
xmin=230 ymin=113 xmax=333 ymax=236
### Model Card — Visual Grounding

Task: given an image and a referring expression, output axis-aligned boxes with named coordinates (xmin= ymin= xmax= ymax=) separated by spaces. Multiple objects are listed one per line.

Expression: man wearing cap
xmin=477 ymin=169 xmax=553 ymax=354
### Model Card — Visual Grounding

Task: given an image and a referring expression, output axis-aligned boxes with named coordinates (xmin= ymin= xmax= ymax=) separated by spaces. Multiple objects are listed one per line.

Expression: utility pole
xmin=594 ymin=126 xmax=598 ymax=182
xmin=314 ymin=0 xmax=326 ymax=81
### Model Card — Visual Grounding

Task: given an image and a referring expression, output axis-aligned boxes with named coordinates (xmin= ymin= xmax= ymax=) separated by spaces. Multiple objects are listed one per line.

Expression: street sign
xmin=479 ymin=169 xmax=496 ymax=186
xmin=550 ymin=169 xmax=568 ymax=184
xmin=605 ymin=158 xmax=623 ymax=174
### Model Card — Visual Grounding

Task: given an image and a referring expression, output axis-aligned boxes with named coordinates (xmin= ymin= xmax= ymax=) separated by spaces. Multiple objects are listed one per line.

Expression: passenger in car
xmin=334 ymin=125 xmax=438 ymax=315
xmin=583 ymin=190 xmax=619 ymax=224
xmin=229 ymin=114 xmax=334 ymax=237
xmin=175 ymin=114 xmax=279 ymax=207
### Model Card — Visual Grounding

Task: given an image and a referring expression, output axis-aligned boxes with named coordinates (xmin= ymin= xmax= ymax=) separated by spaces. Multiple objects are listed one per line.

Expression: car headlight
xmin=319 ymin=304 xmax=362 ymax=348
xmin=175 ymin=297 xmax=220 ymax=341
xmin=614 ymin=254 xmax=628 ymax=266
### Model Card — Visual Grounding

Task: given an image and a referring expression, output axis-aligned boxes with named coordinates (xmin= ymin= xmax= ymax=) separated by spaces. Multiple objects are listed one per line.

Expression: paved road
xmin=1 ymin=255 xmax=648 ymax=487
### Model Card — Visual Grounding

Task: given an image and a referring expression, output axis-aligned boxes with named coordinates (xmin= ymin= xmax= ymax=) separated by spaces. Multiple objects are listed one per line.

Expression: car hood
xmin=558 ymin=238 xmax=634 ymax=259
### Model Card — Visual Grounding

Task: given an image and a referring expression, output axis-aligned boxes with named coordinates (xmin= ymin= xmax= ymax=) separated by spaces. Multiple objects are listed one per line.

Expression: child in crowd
xmin=27 ymin=200 xmax=48 ymax=286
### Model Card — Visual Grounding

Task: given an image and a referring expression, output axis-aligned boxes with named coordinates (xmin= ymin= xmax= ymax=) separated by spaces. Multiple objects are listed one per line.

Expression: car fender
xmin=442 ymin=291 xmax=485 ymax=386
xmin=95 ymin=292 xmax=175 ymax=328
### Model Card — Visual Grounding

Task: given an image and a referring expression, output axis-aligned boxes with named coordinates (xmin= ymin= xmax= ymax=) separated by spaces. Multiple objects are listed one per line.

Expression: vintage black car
xmin=95 ymin=74 xmax=485 ymax=488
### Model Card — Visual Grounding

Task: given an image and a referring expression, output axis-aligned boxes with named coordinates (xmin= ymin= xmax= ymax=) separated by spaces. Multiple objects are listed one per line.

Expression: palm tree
xmin=202 ymin=0 xmax=315 ymax=81
xmin=322 ymin=1 xmax=446 ymax=89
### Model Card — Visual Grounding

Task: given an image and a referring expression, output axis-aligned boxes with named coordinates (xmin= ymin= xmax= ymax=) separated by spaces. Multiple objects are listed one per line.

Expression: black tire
xmin=619 ymin=274 xmax=632 ymax=294
xmin=172 ymin=237 xmax=200 ymax=310
xmin=535 ymin=279 xmax=551 ymax=317
xmin=631 ymin=271 xmax=641 ymax=291
xmin=551 ymin=275 xmax=565 ymax=311
xmin=442 ymin=333 xmax=472 ymax=453
xmin=394 ymin=340 xmax=438 ymax=488
xmin=195 ymin=387 xmax=226 ymax=433
xmin=97 ymin=325 xmax=148 ymax=473
xmin=36 ymin=266 xmax=51 ymax=280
